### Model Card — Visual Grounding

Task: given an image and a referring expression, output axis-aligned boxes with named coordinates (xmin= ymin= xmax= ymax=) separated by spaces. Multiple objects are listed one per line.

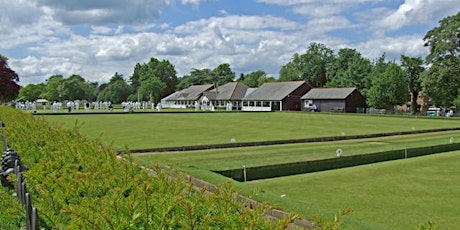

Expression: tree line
xmin=1 ymin=12 xmax=459 ymax=114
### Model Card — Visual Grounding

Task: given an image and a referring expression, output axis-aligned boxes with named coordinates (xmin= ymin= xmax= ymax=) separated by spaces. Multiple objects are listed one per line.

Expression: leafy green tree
xmin=153 ymin=60 xmax=178 ymax=98
xmin=279 ymin=63 xmax=302 ymax=82
xmin=58 ymin=75 xmax=97 ymax=101
xmin=18 ymin=83 xmax=45 ymax=101
xmin=257 ymin=75 xmax=276 ymax=86
xmin=239 ymin=70 xmax=267 ymax=87
xmin=43 ymin=75 xmax=64 ymax=101
xmin=0 ymin=55 xmax=20 ymax=102
xmin=212 ymin=63 xmax=235 ymax=86
xmin=367 ymin=57 xmax=409 ymax=109
xmin=401 ymin=55 xmax=425 ymax=114
xmin=177 ymin=68 xmax=213 ymax=90
xmin=326 ymin=48 xmax=372 ymax=96
xmin=139 ymin=77 xmax=166 ymax=103
xmin=130 ymin=58 xmax=178 ymax=100
xmin=98 ymin=73 xmax=132 ymax=103
xmin=422 ymin=12 xmax=460 ymax=107
xmin=280 ymin=42 xmax=334 ymax=87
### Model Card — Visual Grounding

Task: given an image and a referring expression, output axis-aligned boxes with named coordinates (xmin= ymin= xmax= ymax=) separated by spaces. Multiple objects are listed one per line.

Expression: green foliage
xmin=130 ymin=57 xmax=178 ymax=101
xmin=98 ymin=73 xmax=132 ymax=103
xmin=0 ymin=106 xmax=293 ymax=229
xmin=367 ymin=56 xmax=409 ymax=109
xmin=422 ymin=12 xmax=460 ymax=106
xmin=312 ymin=208 xmax=353 ymax=230
xmin=280 ymin=42 xmax=334 ymax=87
xmin=326 ymin=48 xmax=372 ymax=95
xmin=239 ymin=70 xmax=267 ymax=87
xmin=177 ymin=63 xmax=235 ymax=90
xmin=18 ymin=83 xmax=46 ymax=101
xmin=401 ymin=55 xmax=424 ymax=114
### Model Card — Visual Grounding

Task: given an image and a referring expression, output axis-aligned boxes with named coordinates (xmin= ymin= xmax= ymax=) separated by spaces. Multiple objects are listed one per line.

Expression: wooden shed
xmin=301 ymin=87 xmax=365 ymax=113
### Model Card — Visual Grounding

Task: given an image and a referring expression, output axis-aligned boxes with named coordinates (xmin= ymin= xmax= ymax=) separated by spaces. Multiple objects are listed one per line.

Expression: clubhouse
xmin=161 ymin=81 xmax=366 ymax=113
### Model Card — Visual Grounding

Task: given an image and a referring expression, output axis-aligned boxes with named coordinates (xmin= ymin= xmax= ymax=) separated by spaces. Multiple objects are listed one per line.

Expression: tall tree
xmin=0 ymin=55 xmax=20 ymax=102
xmin=153 ymin=60 xmax=178 ymax=99
xmin=131 ymin=58 xmax=178 ymax=100
xmin=367 ymin=57 xmax=409 ymax=109
xmin=43 ymin=75 xmax=64 ymax=101
xmin=138 ymin=77 xmax=166 ymax=103
xmin=98 ymin=73 xmax=132 ymax=103
xmin=326 ymin=48 xmax=372 ymax=96
xmin=422 ymin=12 xmax=460 ymax=107
xmin=280 ymin=43 xmax=334 ymax=87
xmin=18 ymin=83 xmax=45 ymax=101
xmin=401 ymin=55 xmax=425 ymax=114
xmin=239 ymin=70 xmax=266 ymax=87
xmin=212 ymin=63 xmax=235 ymax=86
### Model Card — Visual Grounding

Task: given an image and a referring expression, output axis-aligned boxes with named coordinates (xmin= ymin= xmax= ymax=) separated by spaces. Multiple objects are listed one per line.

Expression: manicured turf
xmin=244 ymin=151 xmax=460 ymax=230
xmin=42 ymin=111 xmax=460 ymax=229
xmin=43 ymin=112 xmax=460 ymax=150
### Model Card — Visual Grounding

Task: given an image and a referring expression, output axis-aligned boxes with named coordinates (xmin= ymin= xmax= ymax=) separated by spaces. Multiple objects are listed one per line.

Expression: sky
xmin=1 ymin=0 xmax=459 ymax=86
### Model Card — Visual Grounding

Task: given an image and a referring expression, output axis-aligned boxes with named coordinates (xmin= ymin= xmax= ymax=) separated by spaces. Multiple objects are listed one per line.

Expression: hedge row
xmin=215 ymin=143 xmax=460 ymax=182
xmin=0 ymin=106 xmax=296 ymax=229
xmin=129 ymin=127 xmax=460 ymax=153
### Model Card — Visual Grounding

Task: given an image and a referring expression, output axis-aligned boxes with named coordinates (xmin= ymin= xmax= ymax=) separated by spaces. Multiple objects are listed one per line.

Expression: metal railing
xmin=1 ymin=121 xmax=39 ymax=230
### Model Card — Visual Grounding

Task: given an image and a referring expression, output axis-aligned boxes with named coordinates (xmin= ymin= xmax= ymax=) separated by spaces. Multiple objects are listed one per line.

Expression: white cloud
xmin=33 ymin=0 xmax=173 ymax=25
xmin=376 ymin=0 xmax=459 ymax=31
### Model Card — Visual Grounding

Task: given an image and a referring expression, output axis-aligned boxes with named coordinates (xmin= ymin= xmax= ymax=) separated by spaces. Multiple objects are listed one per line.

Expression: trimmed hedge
xmin=215 ymin=143 xmax=460 ymax=182
xmin=0 ymin=106 xmax=297 ymax=229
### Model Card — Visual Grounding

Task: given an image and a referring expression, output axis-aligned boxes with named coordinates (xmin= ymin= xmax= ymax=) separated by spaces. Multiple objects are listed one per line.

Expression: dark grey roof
xmin=164 ymin=84 xmax=214 ymax=101
xmin=242 ymin=81 xmax=307 ymax=101
xmin=301 ymin=87 xmax=358 ymax=100
xmin=204 ymin=82 xmax=250 ymax=100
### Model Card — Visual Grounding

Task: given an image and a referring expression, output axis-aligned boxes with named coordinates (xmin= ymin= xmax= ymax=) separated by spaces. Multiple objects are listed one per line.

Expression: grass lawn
xmin=42 ymin=112 xmax=460 ymax=150
xmin=135 ymin=131 xmax=460 ymax=229
xmin=42 ymin=111 xmax=460 ymax=229
xmin=244 ymin=151 xmax=460 ymax=230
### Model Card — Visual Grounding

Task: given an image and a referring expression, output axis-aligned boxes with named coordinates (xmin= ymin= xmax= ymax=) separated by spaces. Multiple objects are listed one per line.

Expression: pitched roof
xmin=203 ymin=82 xmax=250 ymax=100
xmin=301 ymin=87 xmax=358 ymax=100
xmin=164 ymin=84 xmax=214 ymax=101
xmin=243 ymin=81 xmax=308 ymax=101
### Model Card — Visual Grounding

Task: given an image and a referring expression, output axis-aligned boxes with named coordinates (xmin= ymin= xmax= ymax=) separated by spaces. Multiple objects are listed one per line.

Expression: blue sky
xmin=0 ymin=0 xmax=458 ymax=86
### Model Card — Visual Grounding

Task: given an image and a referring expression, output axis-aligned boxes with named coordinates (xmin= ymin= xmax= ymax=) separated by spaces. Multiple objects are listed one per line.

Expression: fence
xmin=1 ymin=121 xmax=39 ymax=230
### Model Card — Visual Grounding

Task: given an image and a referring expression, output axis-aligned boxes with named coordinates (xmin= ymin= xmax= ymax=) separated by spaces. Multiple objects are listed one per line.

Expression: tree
xmin=43 ymin=75 xmax=64 ymax=101
xmin=58 ymin=75 xmax=97 ymax=101
xmin=280 ymin=43 xmax=334 ymax=87
xmin=98 ymin=73 xmax=132 ymax=103
xmin=401 ymin=55 xmax=425 ymax=114
xmin=18 ymin=83 xmax=45 ymax=101
xmin=130 ymin=58 xmax=178 ymax=100
xmin=212 ymin=63 xmax=235 ymax=86
xmin=422 ymin=12 xmax=460 ymax=107
xmin=279 ymin=63 xmax=302 ymax=82
xmin=326 ymin=48 xmax=372 ymax=96
xmin=138 ymin=77 xmax=166 ymax=103
xmin=0 ymin=55 xmax=20 ymax=102
xmin=239 ymin=70 xmax=266 ymax=87
xmin=153 ymin=60 xmax=178 ymax=99
xmin=367 ymin=57 xmax=409 ymax=109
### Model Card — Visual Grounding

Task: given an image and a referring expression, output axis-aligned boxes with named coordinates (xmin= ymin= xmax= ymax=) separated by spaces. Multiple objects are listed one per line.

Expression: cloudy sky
xmin=1 ymin=0 xmax=459 ymax=86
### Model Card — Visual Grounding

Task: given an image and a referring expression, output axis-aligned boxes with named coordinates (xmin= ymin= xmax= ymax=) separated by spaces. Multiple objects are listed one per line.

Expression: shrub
xmin=0 ymin=106 xmax=295 ymax=229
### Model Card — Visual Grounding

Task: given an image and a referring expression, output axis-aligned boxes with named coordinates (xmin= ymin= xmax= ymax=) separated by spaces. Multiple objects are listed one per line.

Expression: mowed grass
xmin=245 ymin=151 xmax=460 ymax=230
xmin=135 ymin=135 xmax=460 ymax=230
xmin=42 ymin=112 xmax=460 ymax=229
xmin=43 ymin=112 xmax=460 ymax=150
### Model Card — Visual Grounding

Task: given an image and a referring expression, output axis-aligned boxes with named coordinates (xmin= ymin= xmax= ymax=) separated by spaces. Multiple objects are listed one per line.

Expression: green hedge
xmin=0 ymin=106 xmax=296 ymax=229
xmin=216 ymin=143 xmax=460 ymax=182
